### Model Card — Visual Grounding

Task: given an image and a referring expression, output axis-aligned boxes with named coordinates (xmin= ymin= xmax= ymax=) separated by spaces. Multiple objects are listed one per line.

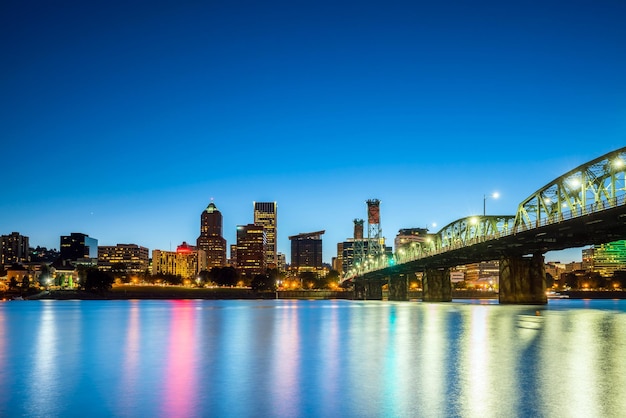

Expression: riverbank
xmin=19 ymin=287 xmax=491 ymax=301
xmin=16 ymin=286 xmax=351 ymax=300
xmin=6 ymin=286 xmax=625 ymax=301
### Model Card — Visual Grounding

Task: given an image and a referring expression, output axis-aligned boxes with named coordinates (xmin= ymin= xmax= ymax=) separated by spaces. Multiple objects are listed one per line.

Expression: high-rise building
xmin=60 ymin=233 xmax=97 ymax=264
xmin=196 ymin=201 xmax=227 ymax=268
xmin=289 ymin=231 xmax=324 ymax=273
xmin=253 ymin=201 xmax=277 ymax=268
xmin=584 ymin=240 xmax=626 ymax=277
xmin=236 ymin=224 xmax=266 ymax=279
xmin=98 ymin=244 xmax=149 ymax=274
xmin=229 ymin=244 xmax=237 ymax=266
xmin=277 ymin=253 xmax=286 ymax=272
xmin=152 ymin=242 xmax=207 ymax=279
xmin=0 ymin=232 xmax=29 ymax=266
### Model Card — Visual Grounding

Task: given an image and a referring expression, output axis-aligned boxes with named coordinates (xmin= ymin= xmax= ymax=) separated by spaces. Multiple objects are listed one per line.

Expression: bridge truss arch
xmin=513 ymin=147 xmax=626 ymax=231
xmin=392 ymin=215 xmax=515 ymax=265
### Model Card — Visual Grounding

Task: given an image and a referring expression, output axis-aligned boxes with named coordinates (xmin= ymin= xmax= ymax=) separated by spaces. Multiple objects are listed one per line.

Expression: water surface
xmin=0 ymin=299 xmax=624 ymax=417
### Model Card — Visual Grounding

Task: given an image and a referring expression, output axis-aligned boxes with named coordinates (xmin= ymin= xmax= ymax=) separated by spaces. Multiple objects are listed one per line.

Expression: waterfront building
xmin=461 ymin=261 xmax=500 ymax=287
xmin=1 ymin=232 xmax=29 ymax=266
xmin=196 ymin=201 xmax=227 ymax=268
xmin=5 ymin=264 xmax=33 ymax=285
xmin=253 ymin=201 xmax=277 ymax=269
xmin=277 ymin=252 xmax=286 ymax=272
xmin=333 ymin=243 xmax=343 ymax=272
xmin=151 ymin=242 xmax=207 ymax=279
xmin=98 ymin=244 xmax=149 ymax=275
xmin=394 ymin=228 xmax=430 ymax=252
xmin=289 ymin=231 xmax=324 ymax=274
xmin=583 ymin=240 xmax=626 ymax=277
xmin=60 ymin=233 xmax=98 ymax=265
xmin=229 ymin=244 xmax=237 ymax=266
xmin=235 ymin=224 xmax=266 ymax=279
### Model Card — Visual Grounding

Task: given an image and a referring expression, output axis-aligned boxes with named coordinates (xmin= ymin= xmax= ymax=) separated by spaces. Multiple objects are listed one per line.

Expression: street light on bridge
xmin=483 ymin=192 xmax=499 ymax=216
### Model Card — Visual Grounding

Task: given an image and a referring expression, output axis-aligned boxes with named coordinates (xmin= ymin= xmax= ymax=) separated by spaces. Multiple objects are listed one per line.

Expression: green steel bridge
xmin=344 ymin=147 xmax=626 ymax=304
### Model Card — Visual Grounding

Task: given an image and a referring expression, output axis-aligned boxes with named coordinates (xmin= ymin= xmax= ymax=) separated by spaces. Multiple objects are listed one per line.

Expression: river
xmin=0 ymin=299 xmax=624 ymax=417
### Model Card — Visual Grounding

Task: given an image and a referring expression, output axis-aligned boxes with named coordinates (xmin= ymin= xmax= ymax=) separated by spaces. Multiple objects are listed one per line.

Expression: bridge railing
xmin=344 ymin=193 xmax=626 ymax=280
xmin=513 ymin=194 xmax=624 ymax=232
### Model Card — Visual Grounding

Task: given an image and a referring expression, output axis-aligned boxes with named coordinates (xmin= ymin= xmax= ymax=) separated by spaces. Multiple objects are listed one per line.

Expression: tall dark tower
xmin=197 ymin=201 xmax=227 ymax=268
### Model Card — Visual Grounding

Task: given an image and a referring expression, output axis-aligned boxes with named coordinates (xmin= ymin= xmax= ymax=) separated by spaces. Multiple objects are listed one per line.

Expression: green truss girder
xmin=513 ymin=147 xmax=626 ymax=230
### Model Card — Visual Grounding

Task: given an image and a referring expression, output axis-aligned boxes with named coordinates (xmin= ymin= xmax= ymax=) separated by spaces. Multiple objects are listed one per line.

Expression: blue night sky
xmin=2 ymin=0 xmax=625 ymax=264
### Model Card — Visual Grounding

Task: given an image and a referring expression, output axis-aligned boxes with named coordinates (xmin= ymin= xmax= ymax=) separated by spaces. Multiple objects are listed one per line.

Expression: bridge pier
xmin=387 ymin=274 xmax=409 ymax=301
xmin=422 ymin=268 xmax=452 ymax=302
xmin=499 ymin=253 xmax=547 ymax=305
xmin=353 ymin=279 xmax=383 ymax=300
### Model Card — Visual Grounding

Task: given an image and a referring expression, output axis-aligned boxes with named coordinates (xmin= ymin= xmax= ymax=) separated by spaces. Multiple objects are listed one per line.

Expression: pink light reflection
xmin=161 ymin=301 xmax=198 ymax=418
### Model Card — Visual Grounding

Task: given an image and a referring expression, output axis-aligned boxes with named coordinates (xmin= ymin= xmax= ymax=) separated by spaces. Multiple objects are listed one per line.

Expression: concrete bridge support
xmin=499 ymin=253 xmax=547 ymax=305
xmin=422 ymin=268 xmax=452 ymax=302
xmin=353 ymin=279 xmax=383 ymax=300
xmin=388 ymin=274 xmax=409 ymax=301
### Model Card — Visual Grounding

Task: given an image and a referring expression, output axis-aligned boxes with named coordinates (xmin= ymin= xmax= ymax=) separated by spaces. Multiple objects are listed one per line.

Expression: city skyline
xmin=2 ymin=1 xmax=625 ymax=264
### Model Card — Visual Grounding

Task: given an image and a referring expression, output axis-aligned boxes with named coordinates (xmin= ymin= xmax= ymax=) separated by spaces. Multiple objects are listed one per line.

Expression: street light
xmin=483 ymin=192 xmax=499 ymax=216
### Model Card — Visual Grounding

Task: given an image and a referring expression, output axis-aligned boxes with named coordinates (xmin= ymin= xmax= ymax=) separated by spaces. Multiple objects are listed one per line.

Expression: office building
xmin=60 ymin=233 xmax=98 ymax=264
xmin=461 ymin=261 xmax=500 ymax=286
xmin=289 ymin=231 xmax=324 ymax=273
xmin=1 ymin=232 xmax=29 ymax=266
xmin=583 ymin=240 xmax=626 ymax=277
xmin=196 ymin=201 xmax=227 ymax=268
xmin=152 ymin=242 xmax=207 ymax=279
xmin=98 ymin=244 xmax=149 ymax=274
xmin=235 ymin=223 xmax=266 ymax=279
xmin=253 ymin=201 xmax=277 ymax=268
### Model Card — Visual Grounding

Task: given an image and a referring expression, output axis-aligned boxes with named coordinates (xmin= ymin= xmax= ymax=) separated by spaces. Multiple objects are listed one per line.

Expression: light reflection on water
xmin=0 ymin=299 xmax=625 ymax=417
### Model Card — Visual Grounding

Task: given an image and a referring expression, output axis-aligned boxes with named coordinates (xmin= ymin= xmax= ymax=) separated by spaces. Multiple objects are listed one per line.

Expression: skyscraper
xmin=289 ymin=231 xmax=324 ymax=274
xmin=196 ymin=201 xmax=227 ymax=268
xmin=253 ymin=201 xmax=277 ymax=268
xmin=236 ymin=224 xmax=266 ymax=279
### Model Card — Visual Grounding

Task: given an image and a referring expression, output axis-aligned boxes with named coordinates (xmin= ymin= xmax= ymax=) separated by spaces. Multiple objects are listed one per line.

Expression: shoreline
xmin=4 ymin=286 xmax=626 ymax=301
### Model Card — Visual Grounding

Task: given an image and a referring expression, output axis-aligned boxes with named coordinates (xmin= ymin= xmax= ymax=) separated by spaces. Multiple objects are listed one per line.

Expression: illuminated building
xmin=584 ymin=240 xmax=626 ymax=277
xmin=333 ymin=243 xmax=344 ymax=272
xmin=289 ymin=231 xmax=324 ymax=273
xmin=151 ymin=242 xmax=207 ymax=279
xmin=196 ymin=201 xmax=227 ymax=268
xmin=253 ymin=201 xmax=277 ymax=268
xmin=236 ymin=224 xmax=266 ymax=279
xmin=229 ymin=244 xmax=237 ymax=266
xmin=1 ymin=232 xmax=29 ymax=266
xmin=60 ymin=233 xmax=98 ymax=265
xmin=97 ymin=244 xmax=149 ymax=274
xmin=462 ymin=261 xmax=499 ymax=286
xmin=394 ymin=228 xmax=430 ymax=252
xmin=277 ymin=252 xmax=286 ymax=272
